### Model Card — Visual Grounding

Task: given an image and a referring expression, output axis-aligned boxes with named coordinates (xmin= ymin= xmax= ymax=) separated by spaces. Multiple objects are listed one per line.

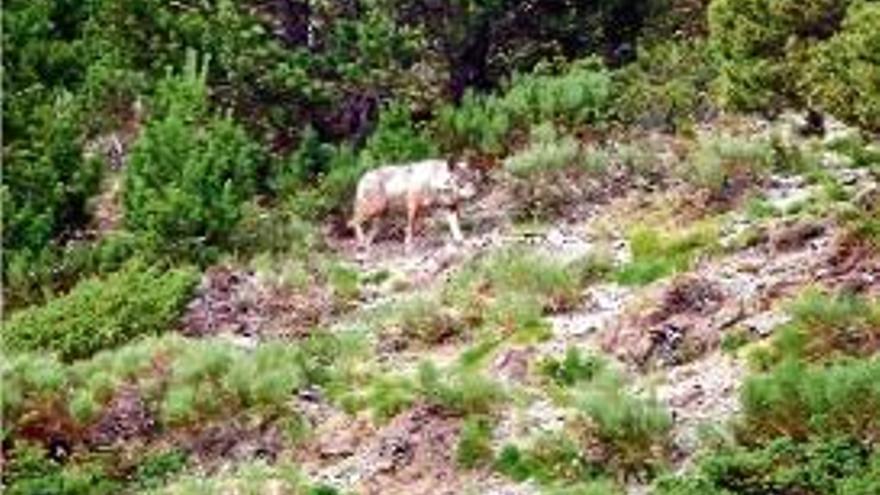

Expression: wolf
xmin=349 ymin=159 xmax=477 ymax=250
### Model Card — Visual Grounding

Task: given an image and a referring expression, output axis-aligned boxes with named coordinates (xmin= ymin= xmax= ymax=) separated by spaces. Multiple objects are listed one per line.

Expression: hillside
xmin=3 ymin=1 xmax=880 ymax=494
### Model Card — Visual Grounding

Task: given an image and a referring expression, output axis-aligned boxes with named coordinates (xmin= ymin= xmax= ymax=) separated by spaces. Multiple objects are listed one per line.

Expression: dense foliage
xmin=123 ymin=52 xmax=262 ymax=258
xmin=2 ymin=261 xmax=197 ymax=360
xmin=709 ymin=0 xmax=880 ymax=130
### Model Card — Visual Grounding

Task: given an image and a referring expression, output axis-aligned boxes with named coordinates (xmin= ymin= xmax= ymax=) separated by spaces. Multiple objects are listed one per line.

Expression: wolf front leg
xmin=351 ymin=217 xmax=367 ymax=250
xmin=446 ymin=208 xmax=464 ymax=243
xmin=405 ymin=198 xmax=420 ymax=251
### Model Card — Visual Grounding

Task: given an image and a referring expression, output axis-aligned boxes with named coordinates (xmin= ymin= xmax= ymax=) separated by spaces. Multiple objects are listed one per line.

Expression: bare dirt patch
xmin=86 ymin=384 xmax=155 ymax=446
xmin=819 ymin=236 xmax=880 ymax=295
xmin=181 ymin=265 xmax=335 ymax=339
xmin=301 ymin=404 xmax=465 ymax=495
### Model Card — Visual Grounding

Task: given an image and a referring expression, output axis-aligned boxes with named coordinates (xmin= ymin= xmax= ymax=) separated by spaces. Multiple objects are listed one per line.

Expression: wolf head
xmin=448 ymin=160 xmax=478 ymax=200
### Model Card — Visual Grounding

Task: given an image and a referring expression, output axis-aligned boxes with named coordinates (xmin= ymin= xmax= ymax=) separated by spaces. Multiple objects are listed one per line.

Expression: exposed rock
xmin=655 ymin=351 xmax=746 ymax=465
xmin=492 ymin=347 xmax=534 ymax=384
xmin=603 ymin=277 xmax=728 ymax=367
xmin=819 ymin=236 xmax=880 ymax=295
xmin=304 ymin=404 xmax=464 ymax=495
xmin=770 ymin=220 xmax=826 ymax=252
xmin=183 ymin=421 xmax=283 ymax=467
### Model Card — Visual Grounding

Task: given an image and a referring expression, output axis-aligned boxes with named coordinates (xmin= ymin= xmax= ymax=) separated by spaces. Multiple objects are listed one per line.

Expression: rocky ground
xmin=164 ymin=115 xmax=880 ymax=494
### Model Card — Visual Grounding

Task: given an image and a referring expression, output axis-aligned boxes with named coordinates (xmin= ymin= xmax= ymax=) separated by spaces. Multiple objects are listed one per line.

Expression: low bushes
xmin=502 ymin=123 xmax=607 ymax=220
xmin=3 ymin=231 xmax=148 ymax=313
xmin=656 ymin=291 xmax=880 ymax=494
xmin=612 ymin=40 xmax=716 ymax=132
xmin=2 ymin=261 xmax=197 ymax=361
xmin=654 ymin=437 xmax=880 ymax=495
xmin=141 ymin=461 xmax=317 ymax=495
xmin=738 ymin=358 xmax=880 ymax=445
xmin=683 ymin=135 xmax=776 ymax=204
xmin=378 ymin=295 xmax=466 ymax=348
xmin=496 ymin=372 xmax=671 ymax=485
xmin=435 ymin=57 xmax=611 ymax=155
xmin=446 ymin=247 xmax=584 ymax=320
xmin=359 ymin=360 xmax=506 ymax=421
xmin=615 ymin=222 xmax=719 ymax=286
xmin=539 ymin=347 xmax=607 ymax=388
xmin=775 ymin=290 xmax=880 ymax=362
xmin=504 ymin=123 xmax=584 ymax=178
xmin=572 ymin=375 xmax=673 ymax=477
xmin=2 ymin=442 xmax=121 ymax=495
xmin=1 ymin=334 xmax=336 ymax=454
xmin=495 ymin=436 xmax=599 ymax=485
xmin=417 ymin=361 xmax=507 ymax=417
xmin=456 ymin=415 xmax=494 ymax=468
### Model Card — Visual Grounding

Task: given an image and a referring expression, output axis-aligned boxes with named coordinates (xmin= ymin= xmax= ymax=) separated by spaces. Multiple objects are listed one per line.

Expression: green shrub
xmin=363 ymin=374 xmax=417 ymax=421
xmin=654 ymin=437 xmax=877 ymax=495
xmin=769 ymin=290 xmax=880 ymax=362
xmin=738 ymin=358 xmax=880 ymax=445
xmin=417 ymin=361 xmax=506 ymax=416
xmin=229 ymin=202 xmax=321 ymax=259
xmin=2 ymin=91 xmax=104 ymax=310
xmin=504 ymin=123 xmax=583 ymax=178
xmin=271 ymin=125 xmax=340 ymax=193
xmin=2 ymin=261 xmax=197 ymax=361
xmin=501 ymin=123 xmax=608 ymax=221
xmin=708 ymin=0 xmax=880 ymax=131
xmin=684 ymin=135 xmax=775 ymax=201
xmin=133 ymin=448 xmax=188 ymax=490
xmin=2 ymin=442 xmax=120 ymax=495
xmin=381 ymin=295 xmax=465 ymax=347
xmin=802 ymin=1 xmax=880 ymax=131
xmin=124 ymin=51 xmax=262 ymax=258
xmin=288 ymin=143 xmax=360 ymax=220
xmin=1 ymin=352 xmax=68 ymax=436
xmin=615 ymin=222 xmax=719 ymax=286
xmin=612 ymin=40 xmax=715 ymax=132
xmin=456 ymin=415 xmax=494 ymax=469
xmin=567 ymin=252 xmax=614 ymax=287
xmin=544 ymin=480 xmax=623 ymax=495
xmin=3 ymin=231 xmax=147 ymax=313
xmin=708 ymin=0 xmax=852 ymax=112
xmin=161 ymin=340 xmax=306 ymax=426
xmin=494 ymin=435 xmax=598 ymax=485
xmin=435 ymin=57 xmax=611 ymax=154
xmin=502 ymin=58 xmax=612 ymax=129
xmin=357 ymin=102 xmax=437 ymax=168
xmin=835 ymin=452 xmax=880 ymax=495
xmin=3 ymin=88 xmax=102 ymax=260
xmin=3 ymin=334 xmax=326 ymax=447
xmin=826 ymin=133 xmax=880 ymax=169
xmin=446 ymin=247 xmax=584 ymax=323
xmin=435 ymin=91 xmax=512 ymax=155
xmin=540 ymin=348 xmax=606 ymax=387
xmin=573 ymin=375 xmax=672 ymax=477
xmin=143 ymin=461 xmax=310 ymax=495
